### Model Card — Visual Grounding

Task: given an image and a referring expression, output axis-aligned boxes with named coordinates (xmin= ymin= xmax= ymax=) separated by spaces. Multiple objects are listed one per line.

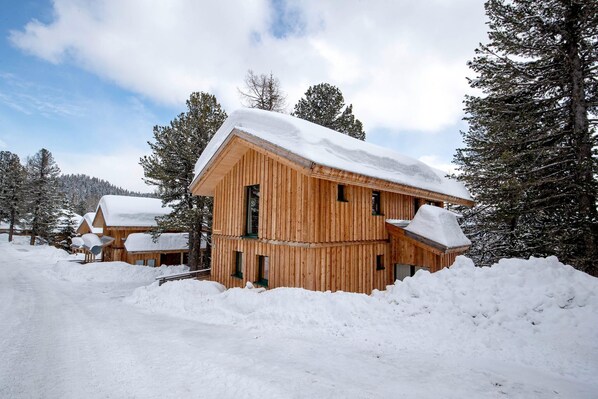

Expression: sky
xmin=0 ymin=0 xmax=489 ymax=193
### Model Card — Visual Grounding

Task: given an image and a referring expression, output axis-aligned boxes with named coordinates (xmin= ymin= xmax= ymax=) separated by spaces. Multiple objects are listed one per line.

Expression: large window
xmin=233 ymin=251 xmax=243 ymax=278
xmin=245 ymin=185 xmax=260 ymax=237
xmin=257 ymin=255 xmax=269 ymax=287
xmin=372 ymin=191 xmax=382 ymax=215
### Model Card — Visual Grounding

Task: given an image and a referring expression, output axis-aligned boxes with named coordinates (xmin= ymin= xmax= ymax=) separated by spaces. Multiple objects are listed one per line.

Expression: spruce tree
xmin=54 ymin=199 xmax=78 ymax=252
xmin=0 ymin=151 xmax=26 ymax=242
xmin=292 ymin=83 xmax=366 ymax=140
xmin=140 ymin=92 xmax=227 ymax=270
xmin=454 ymin=0 xmax=598 ymax=274
xmin=238 ymin=70 xmax=287 ymax=112
xmin=24 ymin=149 xmax=63 ymax=245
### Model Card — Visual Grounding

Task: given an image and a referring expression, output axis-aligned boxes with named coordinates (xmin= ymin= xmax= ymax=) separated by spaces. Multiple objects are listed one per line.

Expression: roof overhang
xmin=191 ymin=129 xmax=474 ymax=207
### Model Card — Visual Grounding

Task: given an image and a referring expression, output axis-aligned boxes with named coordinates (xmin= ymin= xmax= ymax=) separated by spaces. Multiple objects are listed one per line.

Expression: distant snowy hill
xmin=59 ymin=174 xmax=156 ymax=215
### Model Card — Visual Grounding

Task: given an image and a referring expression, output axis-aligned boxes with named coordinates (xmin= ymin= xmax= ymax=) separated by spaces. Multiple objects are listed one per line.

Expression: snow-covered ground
xmin=1 ymin=233 xmax=597 ymax=398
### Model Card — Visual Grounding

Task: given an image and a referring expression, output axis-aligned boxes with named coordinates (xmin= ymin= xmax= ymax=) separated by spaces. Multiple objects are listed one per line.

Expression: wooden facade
xmin=194 ymin=140 xmax=471 ymax=294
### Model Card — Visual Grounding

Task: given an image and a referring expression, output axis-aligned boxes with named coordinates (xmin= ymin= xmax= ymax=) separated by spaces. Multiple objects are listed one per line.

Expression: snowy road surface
xmin=1 ymin=236 xmax=596 ymax=398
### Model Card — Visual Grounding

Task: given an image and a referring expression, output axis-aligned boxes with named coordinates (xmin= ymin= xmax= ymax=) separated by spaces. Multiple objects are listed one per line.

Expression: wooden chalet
xmin=91 ymin=195 xmax=175 ymax=264
xmin=190 ymin=109 xmax=474 ymax=294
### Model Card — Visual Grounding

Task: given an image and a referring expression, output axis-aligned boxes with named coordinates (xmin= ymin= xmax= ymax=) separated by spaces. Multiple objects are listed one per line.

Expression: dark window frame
xmin=232 ymin=251 xmax=243 ymax=279
xmin=376 ymin=254 xmax=385 ymax=271
xmin=337 ymin=184 xmax=348 ymax=202
xmin=256 ymin=255 xmax=269 ymax=287
xmin=372 ymin=190 xmax=382 ymax=215
xmin=245 ymin=184 xmax=260 ymax=238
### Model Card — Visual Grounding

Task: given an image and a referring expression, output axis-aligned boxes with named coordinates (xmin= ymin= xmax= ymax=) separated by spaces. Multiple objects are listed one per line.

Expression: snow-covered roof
xmin=398 ymin=205 xmax=471 ymax=249
xmin=94 ymin=195 xmax=171 ymax=228
xmin=71 ymin=237 xmax=85 ymax=248
xmin=81 ymin=233 xmax=103 ymax=249
xmin=192 ymin=108 xmax=472 ymax=202
xmin=78 ymin=212 xmax=103 ymax=234
xmin=124 ymin=232 xmax=198 ymax=253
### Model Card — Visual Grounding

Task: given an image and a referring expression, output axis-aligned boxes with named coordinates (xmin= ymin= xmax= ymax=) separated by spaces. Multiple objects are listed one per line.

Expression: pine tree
xmin=0 ymin=151 xmax=26 ymax=242
xmin=292 ymin=83 xmax=366 ymax=140
xmin=454 ymin=0 xmax=598 ymax=274
xmin=140 ymin=92 xmax=227 ymax=270
xmin=54 ymin=198 xmax=78 ymax=252
xmin=24 ymin=149 xmax=63 ymax=245
xmin=238 ymin=70 xmax=287 ymax=112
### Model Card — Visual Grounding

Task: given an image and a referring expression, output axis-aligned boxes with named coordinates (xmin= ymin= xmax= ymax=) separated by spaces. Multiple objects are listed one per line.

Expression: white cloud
xmin=56 ymin=148 xmax=153 ymax=193
xmin=10 ymin=0 xmax=487 ymax=134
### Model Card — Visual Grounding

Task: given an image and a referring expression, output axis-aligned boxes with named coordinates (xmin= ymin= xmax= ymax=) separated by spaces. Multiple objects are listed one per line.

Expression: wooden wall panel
xmin=213 ymin=149 xmax=421 ymax=244
xmin=212 ymin=235 xmax=391 ymax=293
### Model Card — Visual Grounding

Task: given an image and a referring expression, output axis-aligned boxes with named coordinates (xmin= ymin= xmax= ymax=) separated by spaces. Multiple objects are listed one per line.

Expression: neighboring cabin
xmin=190 ymin=109 xmax=473 ymax=294
xmin=91 ymin=195 xmax=189 ymax=266
xmin=76 ymin=212 xmax=103 ymax=236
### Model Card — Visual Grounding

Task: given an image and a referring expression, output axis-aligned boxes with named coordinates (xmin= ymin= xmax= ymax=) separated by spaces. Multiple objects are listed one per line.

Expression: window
xmin=147 ymin=259 xmax=156 ymax=267
xmin=376 ymin=255 xmax=385 ymax=270
xmin=257 ymin=255 xmax=269 ymax=287
xmin=394 ymin=264 xmax=429 ymax=281
xmin=232 ymin=251 xmax=243 ymax=278
xmin=135 ymin=260 xmax=144 ymax=266
xmin=245 ymin=185 xmax=260 ymax=237
xmin=372 ymin=191 xmax=382 ymax=215
xmin=337 ymin=184 xmax=347 ymax=202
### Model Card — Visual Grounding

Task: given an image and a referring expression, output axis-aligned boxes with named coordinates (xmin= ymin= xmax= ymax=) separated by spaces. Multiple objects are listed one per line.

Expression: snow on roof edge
xmin=191 ymin=109 xmax=472 ymax=203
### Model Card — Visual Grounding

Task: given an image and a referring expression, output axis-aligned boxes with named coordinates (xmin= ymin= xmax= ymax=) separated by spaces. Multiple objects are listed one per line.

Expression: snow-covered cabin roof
xmin=71 ymin=236 xmax=85 ymax=248
xmin=81 ymin=233 xmax=103 ymax=249
xmin=124 ymin=232 xmax=200 ymax=253
xmin=388 ymin=205 xmax=471 ymax=249
xmin=77 ymin=212 xmax=103 ymax=235
xmin=93 ymin=195 xmax=171 ymax=228
xmin=191 ymin=108 xmax=472 ymax=204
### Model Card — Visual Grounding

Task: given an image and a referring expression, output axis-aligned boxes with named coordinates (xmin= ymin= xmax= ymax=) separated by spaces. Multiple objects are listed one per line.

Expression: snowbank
xmin=126 ymin=255 xmax=598 ymax=379
xmin=49 ymin=261 xmax=189 ymax=283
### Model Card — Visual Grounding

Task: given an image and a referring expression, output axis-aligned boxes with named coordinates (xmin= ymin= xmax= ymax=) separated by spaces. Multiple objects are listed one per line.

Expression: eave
xmin=190 ymin=130 xmax=474 ymax=207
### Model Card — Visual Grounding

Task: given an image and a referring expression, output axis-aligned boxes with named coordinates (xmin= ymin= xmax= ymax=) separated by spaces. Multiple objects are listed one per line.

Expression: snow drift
xmin=48 ymin=261 xmax=189 ymax=283
xmin=126 ymin=256 xmax=598 ymax=381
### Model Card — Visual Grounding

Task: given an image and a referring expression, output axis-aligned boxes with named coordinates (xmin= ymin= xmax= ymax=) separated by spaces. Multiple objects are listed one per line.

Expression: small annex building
xmin=91 ymin=195 xmax=188 ymax=266
xmin=190 ymin=109 xmax=474 ymax=294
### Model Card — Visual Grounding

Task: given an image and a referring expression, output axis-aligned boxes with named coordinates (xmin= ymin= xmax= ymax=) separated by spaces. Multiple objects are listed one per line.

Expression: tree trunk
xmin=566 ymin=1 xmax=597 ymax=273
xmin=8 ymin=209 xmax=15 ymax=242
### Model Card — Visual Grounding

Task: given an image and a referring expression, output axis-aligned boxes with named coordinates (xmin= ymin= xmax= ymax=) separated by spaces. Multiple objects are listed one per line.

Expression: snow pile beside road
xmin=49 ymin=261 xmax=189 ymax=283
xmin=125 ymin=255 xmax=598 ymax=379
xmin=128 ymin=256 xmax=597 ymax=333
xmin=380 ymin=256 xmax=596 ymax=333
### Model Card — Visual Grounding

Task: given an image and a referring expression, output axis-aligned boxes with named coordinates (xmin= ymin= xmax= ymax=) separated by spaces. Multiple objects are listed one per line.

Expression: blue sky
xmin=1 ymin=0 xmax=487 ymax=192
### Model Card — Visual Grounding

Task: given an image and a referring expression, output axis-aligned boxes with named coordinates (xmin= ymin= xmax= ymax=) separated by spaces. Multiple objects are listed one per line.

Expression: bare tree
xmin=238 ymin=70 xmax=287 ymax=112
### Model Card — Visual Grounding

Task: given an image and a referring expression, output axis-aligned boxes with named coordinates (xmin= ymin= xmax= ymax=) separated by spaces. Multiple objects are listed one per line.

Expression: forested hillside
xmin=59 ymin=174 xmax=155 ymax=215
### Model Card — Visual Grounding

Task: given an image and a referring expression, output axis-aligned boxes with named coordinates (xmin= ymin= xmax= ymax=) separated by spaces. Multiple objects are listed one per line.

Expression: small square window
xmin=147 ymin=259 xmax=156 ymax=267
xmin=337 ymin=184 xmax=348 ymax=202
xmin=135 ymin=260 xmax=144 ymax=266
xmin=376 ymin=255 xmax=385 ymax=270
